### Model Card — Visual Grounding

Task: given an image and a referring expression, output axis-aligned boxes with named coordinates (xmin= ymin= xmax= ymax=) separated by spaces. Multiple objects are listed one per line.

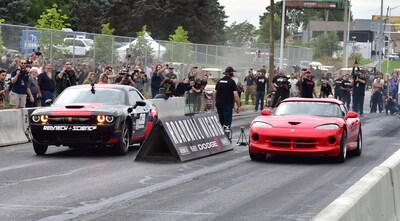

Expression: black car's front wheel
xmin=33 ymin=143 xmax=48 ymax=155
xmin=114 ymin=123 xmax=130 ymax=155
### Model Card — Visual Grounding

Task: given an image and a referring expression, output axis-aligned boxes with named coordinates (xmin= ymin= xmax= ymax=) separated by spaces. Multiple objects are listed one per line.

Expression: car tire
xmin=335 ymin=130 xmax=347 ymax=163
xmin=249 ymin=150 xmax=266 ymax=161
xmin=114 ymin=123 xmax=130 ymax=155
xmin=351 ymin=130 xmax=362 ymax=156
xmin=33 ymin=143 xmax=48 ymax=155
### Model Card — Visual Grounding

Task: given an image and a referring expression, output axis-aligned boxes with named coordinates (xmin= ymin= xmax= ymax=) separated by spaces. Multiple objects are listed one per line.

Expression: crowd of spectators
xmin=0 ymin=50 xmax=211 ymax=112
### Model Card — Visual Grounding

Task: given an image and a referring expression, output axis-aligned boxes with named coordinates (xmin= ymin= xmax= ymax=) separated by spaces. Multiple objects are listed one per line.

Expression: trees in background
xmin=164 ymin=26 xmax=192 ymax=63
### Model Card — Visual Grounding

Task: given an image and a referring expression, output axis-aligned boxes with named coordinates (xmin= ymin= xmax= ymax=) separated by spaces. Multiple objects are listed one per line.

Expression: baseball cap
xmin=225 ymin=66 xmax=236 ymax=73
xmin=168 ymin=66 xmax=174 ymax=69
xmin=305 ymin=69 xmax=311 ymax=73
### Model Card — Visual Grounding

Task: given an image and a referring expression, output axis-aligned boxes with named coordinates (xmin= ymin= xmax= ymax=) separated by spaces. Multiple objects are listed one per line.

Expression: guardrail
xmin=312 ymin=149 xmax=400 ymax=221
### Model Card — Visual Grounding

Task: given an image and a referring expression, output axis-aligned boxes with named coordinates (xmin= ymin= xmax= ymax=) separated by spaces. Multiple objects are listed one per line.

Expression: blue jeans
xmin=216 ymin=104 xmax=234 ymax=129
xmin=41 ymin=90 xmax=54 ymax=106
xmin=255 ymin=91 xmax=265 ymax=111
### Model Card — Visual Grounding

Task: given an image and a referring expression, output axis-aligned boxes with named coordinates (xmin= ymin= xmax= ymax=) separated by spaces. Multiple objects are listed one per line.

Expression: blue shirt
xmin=11 ymin=69 xmax=29 ymax=95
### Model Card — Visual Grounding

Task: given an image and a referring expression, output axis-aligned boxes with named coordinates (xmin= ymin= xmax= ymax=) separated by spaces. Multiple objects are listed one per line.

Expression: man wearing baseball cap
xmin=215 ymin=66 xmax=241 ymax=135
xmin=301 ymin=69 xmax=316 ymax=98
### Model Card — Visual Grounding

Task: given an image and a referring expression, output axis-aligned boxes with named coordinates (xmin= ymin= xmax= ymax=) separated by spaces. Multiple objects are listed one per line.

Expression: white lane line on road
xmin=140 ymin=209 xmax=216 ymax=216
xmin=0 ymin=203 xmax=74 ymax=210
xmin=39 ymin=156 xmax=249 ymax=221
xmin=0 ymin=161 xmax=48 ymax=173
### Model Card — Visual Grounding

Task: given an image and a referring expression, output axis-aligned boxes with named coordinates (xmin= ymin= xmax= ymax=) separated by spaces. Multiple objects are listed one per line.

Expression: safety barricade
xmin=135 ymin=112 xmax=232 ymax=162
xmin=0 ymin=109 xmax=29 ymax=146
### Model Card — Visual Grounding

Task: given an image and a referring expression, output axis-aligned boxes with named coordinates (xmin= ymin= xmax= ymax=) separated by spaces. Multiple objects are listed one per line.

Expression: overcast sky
xmin=219 ymin=0 xmax=400 ymax=27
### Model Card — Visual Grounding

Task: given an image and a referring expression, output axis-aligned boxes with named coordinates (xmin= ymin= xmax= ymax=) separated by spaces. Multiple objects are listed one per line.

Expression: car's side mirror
xmin=133 ymin=100 xmax=146 ymax=109
xmin=346 ymin=111 xmax=358 ymax=119
xmin=261 ymin=109 xmax=271 ymax=116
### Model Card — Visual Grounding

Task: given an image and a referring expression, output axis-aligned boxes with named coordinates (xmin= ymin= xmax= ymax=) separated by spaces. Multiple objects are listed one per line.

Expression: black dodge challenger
xmin=30 ymin=84 xmax=158 ymax=155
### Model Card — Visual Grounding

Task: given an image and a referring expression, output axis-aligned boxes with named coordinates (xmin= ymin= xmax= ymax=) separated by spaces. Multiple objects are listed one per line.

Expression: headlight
xmin=97 ymin=115 xmax=106 ymax=124
xmin=97 ymin=115 xmax=114 ymax=124
xmin=32 ymin=115 xmax=40 ymax=123
xmin=40 ymin=115 xmax=48 ymax=123
xmin=106 ymin=116 xmax=114 ymax=123
xmin=251 ymin=121 xmax=272 ymax=128
xmin=315 ymin=124 xmax=339 ymax=130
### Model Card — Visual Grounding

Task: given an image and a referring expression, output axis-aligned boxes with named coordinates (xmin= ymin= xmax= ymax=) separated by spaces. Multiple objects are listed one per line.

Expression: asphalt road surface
xmin=0 ymin=111 xmax=399 ymax=221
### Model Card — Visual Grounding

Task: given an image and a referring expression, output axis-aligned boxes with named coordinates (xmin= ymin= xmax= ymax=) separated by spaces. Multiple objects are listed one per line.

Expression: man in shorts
xmin=9 ymin=59 xmax=34 ymax=108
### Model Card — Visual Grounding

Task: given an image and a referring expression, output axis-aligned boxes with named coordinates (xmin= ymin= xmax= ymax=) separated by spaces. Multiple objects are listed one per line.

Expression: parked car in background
xmin=59 ymin=38 xmax=94 ymax=56
xmin=388 ymin=53 xmax=400 ymax=61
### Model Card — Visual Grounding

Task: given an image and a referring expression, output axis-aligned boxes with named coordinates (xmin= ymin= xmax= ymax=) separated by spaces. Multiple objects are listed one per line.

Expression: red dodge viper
xmin=249 ymin=98 xmax=362 ymax=163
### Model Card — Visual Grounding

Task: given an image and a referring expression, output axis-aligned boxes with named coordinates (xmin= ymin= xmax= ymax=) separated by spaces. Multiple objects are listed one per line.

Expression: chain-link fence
xmin=0 ymin=23 xmax=312 ymax=79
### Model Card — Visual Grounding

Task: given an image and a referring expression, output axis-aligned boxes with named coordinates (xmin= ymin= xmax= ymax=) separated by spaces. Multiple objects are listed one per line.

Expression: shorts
xmin=9 ymin=91 xmax=27 ymax=108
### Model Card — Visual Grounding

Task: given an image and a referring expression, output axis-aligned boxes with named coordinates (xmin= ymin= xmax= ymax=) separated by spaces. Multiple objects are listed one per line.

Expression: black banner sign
xmin=135 ymin=112 xmax=232 ymax=162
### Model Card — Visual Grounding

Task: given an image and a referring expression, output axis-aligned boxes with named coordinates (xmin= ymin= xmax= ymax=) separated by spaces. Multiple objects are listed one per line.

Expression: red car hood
xmin=252 ymin=115 xmax=343 ymax=129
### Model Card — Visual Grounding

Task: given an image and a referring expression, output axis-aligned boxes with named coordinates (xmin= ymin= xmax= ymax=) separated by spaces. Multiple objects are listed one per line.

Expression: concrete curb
xmin=0 ymin=109 xmax=29 ymax=147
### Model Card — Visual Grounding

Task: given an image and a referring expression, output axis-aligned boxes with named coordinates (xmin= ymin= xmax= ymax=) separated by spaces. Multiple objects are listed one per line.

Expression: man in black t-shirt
xmin=271 ymin=70 xmax=291 ymax=107
xmin=340 ymin=73 xmax=352 ymax=109
xmin=351 ymin=66 xmax=366 ymax=116
xmin=254 ymin=69 xmax=268 ymax=111
xmin=301 ymin=69 xmax=316 ymax=98
xmin=333 ymin=73 xmax=343 ymax=100
xmin=215 ymin=66 xmax=241 ymax=130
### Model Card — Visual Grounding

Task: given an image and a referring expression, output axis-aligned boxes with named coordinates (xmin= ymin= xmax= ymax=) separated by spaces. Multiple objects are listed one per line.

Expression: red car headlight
xmin=251 ymin=121 xmax=272 ymax=128
xmin=315 ymin=124 xmax=339 ymax=130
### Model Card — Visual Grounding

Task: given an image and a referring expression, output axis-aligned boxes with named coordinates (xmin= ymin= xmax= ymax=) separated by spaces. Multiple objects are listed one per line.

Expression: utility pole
xmin=268 ymin=0 xmax=275 ymax=93
xmin=377 ymin=0 xmax=384 ymax=71
xmin=342 ymin=0 xmax=348 ymax=68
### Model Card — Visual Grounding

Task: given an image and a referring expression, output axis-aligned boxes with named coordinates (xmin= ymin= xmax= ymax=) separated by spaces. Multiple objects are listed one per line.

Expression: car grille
xmin=270 ymin=138 xmax=317 ymax=148
xmin=48 ymin=116 xmax=94 ymax=124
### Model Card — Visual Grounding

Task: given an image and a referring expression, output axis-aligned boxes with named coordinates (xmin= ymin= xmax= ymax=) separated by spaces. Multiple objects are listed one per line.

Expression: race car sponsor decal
xmin=178 ymin=146 xmax=190 ymax=155
xmin=135 ymin=113 xmax=146 ymax=130
xmin=43 ymin=125 xmax=97 ymax=131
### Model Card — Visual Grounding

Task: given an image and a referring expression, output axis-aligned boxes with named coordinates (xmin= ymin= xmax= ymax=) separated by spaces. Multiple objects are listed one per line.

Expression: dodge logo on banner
xmin=135 ymin=112 xmax=232 ymax=162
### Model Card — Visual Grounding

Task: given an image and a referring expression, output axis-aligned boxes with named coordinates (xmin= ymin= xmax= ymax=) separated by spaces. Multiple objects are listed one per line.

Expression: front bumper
xmin=249 ymin=127 xmax=342 ymax=157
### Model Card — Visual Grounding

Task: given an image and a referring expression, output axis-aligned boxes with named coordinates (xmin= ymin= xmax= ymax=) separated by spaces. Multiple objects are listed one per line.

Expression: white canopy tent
xmin=117 ymin=32 xmax=166 ymax=61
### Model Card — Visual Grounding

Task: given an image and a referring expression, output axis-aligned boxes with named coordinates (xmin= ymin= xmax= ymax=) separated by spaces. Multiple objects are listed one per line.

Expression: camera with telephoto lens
xmin=33 ymin=47 xmax=41 ymax=56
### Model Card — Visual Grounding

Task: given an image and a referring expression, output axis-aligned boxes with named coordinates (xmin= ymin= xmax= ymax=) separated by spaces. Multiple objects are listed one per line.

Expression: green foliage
xmin=28 ymin=0 xmax=70 ymax=26
xmin=89 ymin=23 xmax=117 ymax=64
xmin=35 ymin=4 xmax=71 ymax=59
xmin=311 ymin=31 xmax=341 ymax=58
xmin=35 ymin=4 xmax=70 ymax=29
xmin=164 ymin=26 xmax=192 ymax=63
xmin=258 ymin=15 xmax=282 ymax=43
xmin=0 ymin=18 xmax=4 ymax=54
xmin=224 ymin=21 xmax=256 ymax=47
xmin=0 ymin=0 xmax=30 ymax=25
xmin=70 ymin=0 xmax=103 ymax=33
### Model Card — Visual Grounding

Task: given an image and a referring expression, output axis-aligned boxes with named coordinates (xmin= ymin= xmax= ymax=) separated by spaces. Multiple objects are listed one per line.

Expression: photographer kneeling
xmin=154 ymin=66 xmax=177 ymax=100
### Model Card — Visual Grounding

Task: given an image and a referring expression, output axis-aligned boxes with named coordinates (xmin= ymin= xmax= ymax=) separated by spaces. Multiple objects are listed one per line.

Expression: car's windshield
xmin=275 ymin=102 xmax=343 ymax=117
xmin=54 ymin=88 xmax=126 ymax=105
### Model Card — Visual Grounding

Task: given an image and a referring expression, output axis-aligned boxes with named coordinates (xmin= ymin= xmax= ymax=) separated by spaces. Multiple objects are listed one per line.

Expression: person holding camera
xmin=333 ymin=73 xmax=343 ymax=100
xmin=133 ymin=69 xmax=148 ymax=95
xmin=351 ymin=62 xmax=366 ymax=116
xmin=154 ymin=66 xmax=177 ymax=100
xmin=115 ymin=69 xmax=135 ymax=86
xmin=55 ymin=62 xmax=78 ymax=95
xmin=215 ymin=66 xmax=241 ymax=131
xmin=151 ymin=64 xmax=167 ymax=98
xmin=9 ymin=59 xmax=34 ymax=108
xmin=26 ymin=67 xmax=41 ymax=107
xmin=0 ymin=69 xmax=8 ymax=109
